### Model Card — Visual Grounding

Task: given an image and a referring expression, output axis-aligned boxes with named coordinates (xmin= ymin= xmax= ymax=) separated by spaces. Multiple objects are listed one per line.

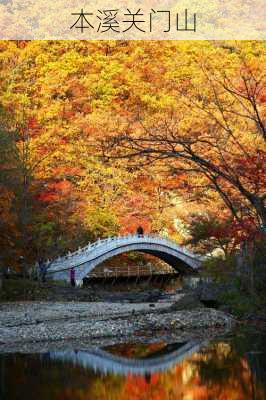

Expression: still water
xmin=1 ymin=328 xmax=265 ymax=400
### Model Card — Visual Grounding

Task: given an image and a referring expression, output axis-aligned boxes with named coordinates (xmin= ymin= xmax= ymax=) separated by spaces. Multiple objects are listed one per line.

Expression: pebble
xmin=0 ymin=301 xmax=234 ymax=350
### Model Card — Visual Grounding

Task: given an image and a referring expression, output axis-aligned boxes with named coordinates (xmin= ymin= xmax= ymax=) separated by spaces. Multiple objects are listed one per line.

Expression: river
xmin=1 ymin=327 xmax=265 ymax=400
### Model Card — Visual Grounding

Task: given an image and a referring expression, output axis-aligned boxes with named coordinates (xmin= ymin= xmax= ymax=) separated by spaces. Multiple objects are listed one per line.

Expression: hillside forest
xmin=0 ymin=40 xmax=265 ymax=282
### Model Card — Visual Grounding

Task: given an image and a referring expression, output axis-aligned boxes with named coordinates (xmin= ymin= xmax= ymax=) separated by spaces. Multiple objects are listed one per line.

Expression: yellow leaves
xmin=40 ymin=50 xmax=83 ymax=79
xmin=0 ymin=39 xmax=264 ymax=256
xmin=83 ymin=207 xmax=120 ymax=239
xmin=140 ymin=94 xmax=177 ymax=111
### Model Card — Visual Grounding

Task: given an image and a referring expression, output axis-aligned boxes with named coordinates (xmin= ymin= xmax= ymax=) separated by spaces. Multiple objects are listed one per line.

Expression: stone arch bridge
xmin=46 ymin=234 xmax=202 ymax=286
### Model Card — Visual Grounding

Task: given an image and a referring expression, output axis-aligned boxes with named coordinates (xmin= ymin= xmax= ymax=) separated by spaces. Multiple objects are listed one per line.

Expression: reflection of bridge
xmin=47 ymin=235 xmax=202 ymax=286
xmin=48 ymin=340 xmax=205 ymax=376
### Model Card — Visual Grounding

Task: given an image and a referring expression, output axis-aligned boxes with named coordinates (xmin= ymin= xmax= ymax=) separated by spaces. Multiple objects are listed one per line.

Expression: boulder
xmin=195 ymin=281 xmax=233 ymax=305
xmin=170 ymin=293 xmax=204 ymax=311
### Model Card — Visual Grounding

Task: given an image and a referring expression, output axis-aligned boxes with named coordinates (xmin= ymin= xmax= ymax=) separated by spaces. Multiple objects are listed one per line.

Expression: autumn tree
xmin=0 ymin=40 xmax=265 ymax=276
xmin=0 ymin=124 xmax=21 ymax=282
xmin=104 ymin=43 xmax=266 ymax=243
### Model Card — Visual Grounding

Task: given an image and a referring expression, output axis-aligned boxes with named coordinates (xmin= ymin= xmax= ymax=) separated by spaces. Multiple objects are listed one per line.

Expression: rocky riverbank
xmin=0 ymin=298 xmax=234 ymax=352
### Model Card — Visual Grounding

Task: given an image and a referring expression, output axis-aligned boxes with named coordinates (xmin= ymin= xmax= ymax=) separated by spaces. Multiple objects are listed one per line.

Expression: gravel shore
xmin=0 ymin=301 xmax=234 ymax=351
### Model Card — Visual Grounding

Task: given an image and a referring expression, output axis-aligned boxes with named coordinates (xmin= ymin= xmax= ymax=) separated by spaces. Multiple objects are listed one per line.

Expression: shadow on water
xmin=1 ymin=328 xmax=266 ymax=400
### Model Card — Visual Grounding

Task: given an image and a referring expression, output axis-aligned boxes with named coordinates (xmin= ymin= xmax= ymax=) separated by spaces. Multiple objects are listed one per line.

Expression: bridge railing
xmin=47 ymin=234 xmax=202 ymax=271
xmin=87 ymin=262 xmax=177 ymax=279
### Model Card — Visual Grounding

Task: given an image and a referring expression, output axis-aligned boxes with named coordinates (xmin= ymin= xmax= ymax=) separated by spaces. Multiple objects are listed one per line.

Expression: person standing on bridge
xmin=70 ymin=267 xmax=76 ymax=287
xmin=136 ymin=226 xmax=144 ymax=237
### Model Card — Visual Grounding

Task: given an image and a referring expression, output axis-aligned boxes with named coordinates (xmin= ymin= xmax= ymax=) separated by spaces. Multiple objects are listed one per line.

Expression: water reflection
xmin=1 ymin=330 xmax=266 ymax=400
xmin=48 ymin=340 xmax=204 ymax=376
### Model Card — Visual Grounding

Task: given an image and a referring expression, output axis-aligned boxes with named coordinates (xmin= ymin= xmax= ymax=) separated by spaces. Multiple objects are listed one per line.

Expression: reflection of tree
xmin=231 ymin=330 xmax=266 ymax=400
xmin=4 ymin=354 xmax=123 ymax=400
xmin=105 ymin=342 xmax=188 ymax=360
xmin=4 ymin=338 xmax=266 ymax=400
xmin=0 ymin=355 xmax=5 ymax=400
xmin=105 ymin=342 xmax=167 ymax=359
xmin=247 ymin=353 xmax=266 ymax=400
xmin=193 ymin=343 xmax=240 ymax=383
xmin=192 ymin=342 xmax=253 ymax=399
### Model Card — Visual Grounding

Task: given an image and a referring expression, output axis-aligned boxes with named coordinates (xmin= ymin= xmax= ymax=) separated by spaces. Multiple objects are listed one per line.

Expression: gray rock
xmin=195 ymin=281 xmax=233 ymax=303
xmin=170 ymin=294 xmax=203 ymax=311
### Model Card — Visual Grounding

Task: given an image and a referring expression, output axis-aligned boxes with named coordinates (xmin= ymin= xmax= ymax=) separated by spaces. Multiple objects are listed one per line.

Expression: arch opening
xmin=85 ymin=251 xmax=178 ymax=279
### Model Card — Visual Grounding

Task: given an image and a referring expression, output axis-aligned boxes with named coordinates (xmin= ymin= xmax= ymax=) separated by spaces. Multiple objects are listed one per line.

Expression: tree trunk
xmin=253 ymin=197 xmax=266 ymax=229
xmin=0 ymin=261 xmax=4 ymax=290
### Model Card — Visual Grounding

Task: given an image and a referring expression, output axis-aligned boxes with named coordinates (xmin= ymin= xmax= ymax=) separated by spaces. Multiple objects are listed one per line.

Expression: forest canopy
xmin=0 ymin=40 xmax=265 ymax=268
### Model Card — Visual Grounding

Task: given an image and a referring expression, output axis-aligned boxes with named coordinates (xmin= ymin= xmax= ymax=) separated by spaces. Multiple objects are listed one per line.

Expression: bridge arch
xmin=47 ymin=235 xmax=201 ymax=286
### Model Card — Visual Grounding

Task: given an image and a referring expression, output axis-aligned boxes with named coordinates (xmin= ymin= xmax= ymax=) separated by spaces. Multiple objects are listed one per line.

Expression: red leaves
xmin=47 ymin=181 xmax=72 ymax=192
xmin=230 ymin=217 xmax=264 ymax=243
xmin=258 ymin=94 xmax=266 ymax=103
xmin=53 ymin=166 xmax=84 ymax=176
xmin=125 ymin=373 xmax=161 ymax=399
xmin=38 ymin=191 xmax=59 ymax=202
xmin=119 ymin=215 xmax=151 ymax=235
xmin=61 ymin=110 xmax=76 ymax=119
xmin=27 ymin=117 xmax=42 ymax=138
xmin=233 ymin=151 xmax=266 ymax=191
xmin=37 ymin=180 xmax=73 ymax=203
